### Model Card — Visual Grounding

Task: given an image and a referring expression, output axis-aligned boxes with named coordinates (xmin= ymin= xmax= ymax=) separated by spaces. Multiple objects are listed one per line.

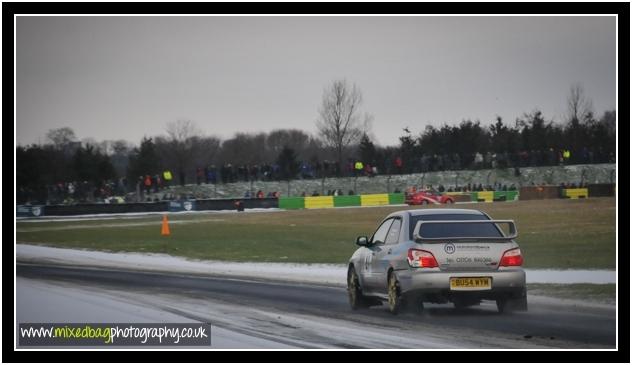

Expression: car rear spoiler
xmin=413 ymin=220 xmax=518 ymax=242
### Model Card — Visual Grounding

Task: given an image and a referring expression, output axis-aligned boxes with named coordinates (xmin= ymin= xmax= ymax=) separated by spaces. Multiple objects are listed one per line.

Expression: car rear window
xmin=409 ymin=213 xmax=503 ymax=239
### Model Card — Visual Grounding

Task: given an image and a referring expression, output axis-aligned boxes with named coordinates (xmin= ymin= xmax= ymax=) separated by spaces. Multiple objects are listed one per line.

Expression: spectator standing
xmin=134 ymin=177 xmax=141 ymax=202
xmin=354 ymin=160 xmax=364 ymax=176
xmin=163 ymin=170 xmax=172 ymax=187
xmin=144 ymin=175 xmax=152 ymax=195
xmin=394 ymin=156 xmax=403 ymax=174
xmin=196 ymin=167 xmax=203 ymax=185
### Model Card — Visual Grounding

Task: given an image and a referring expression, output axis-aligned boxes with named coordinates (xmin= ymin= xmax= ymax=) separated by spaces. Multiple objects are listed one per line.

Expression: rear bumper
xmin=397 ymin=268 xmax=526 ymax=299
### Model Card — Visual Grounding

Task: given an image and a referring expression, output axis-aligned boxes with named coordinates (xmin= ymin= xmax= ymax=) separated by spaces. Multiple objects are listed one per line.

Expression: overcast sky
xmin=16 ymin=15 xmax=616 ymax=147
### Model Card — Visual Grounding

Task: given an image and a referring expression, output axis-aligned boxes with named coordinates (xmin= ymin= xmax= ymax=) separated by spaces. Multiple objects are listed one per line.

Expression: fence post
xmin=287 ymin=180 xmax=291 ymax=197
xmin=610 ymin=169 xmax=615 ymax=184
xmin=354 ymin=177 xmax=358 ymax=194
xmin=420 ymin=173 xmax=425 ymax=190
xmin=455 ymin=172 xmax=460 ymax=190
xmin=386 ymin=175 xmax=391 ymax=193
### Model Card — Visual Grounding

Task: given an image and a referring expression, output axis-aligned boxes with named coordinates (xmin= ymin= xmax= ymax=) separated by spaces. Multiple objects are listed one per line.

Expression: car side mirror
xmin=356 ymin=236 xmax=368 ymax=246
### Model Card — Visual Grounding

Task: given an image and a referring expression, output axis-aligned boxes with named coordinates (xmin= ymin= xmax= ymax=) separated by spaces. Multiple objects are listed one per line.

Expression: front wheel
xmin=388 ymin=273 xmax=403 ymax=315
xmin=347 ymin=267 xmax=368 ymax=310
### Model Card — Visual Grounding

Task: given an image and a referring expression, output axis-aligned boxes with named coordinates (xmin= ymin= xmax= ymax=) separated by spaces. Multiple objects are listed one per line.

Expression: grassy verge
xmin=16 ymin=197 xmax=616 ymax=269
xmin=527 ymin=283 xmax=616 ymax=304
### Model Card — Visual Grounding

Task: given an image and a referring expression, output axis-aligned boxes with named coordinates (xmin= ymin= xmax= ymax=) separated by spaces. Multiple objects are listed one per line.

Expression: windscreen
xmin=409 ymin=214 xmax=504 ymax=239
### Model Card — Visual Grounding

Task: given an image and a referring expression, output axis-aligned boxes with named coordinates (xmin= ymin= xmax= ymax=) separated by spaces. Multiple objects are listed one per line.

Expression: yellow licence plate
xmin=450 ymin=277 xmax=492 ymax=291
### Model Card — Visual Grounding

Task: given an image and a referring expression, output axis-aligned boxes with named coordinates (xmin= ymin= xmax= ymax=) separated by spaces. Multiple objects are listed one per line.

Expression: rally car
xmin=347 ymin=208 xmax=527 ymax=314
xmin=405 ymin=189 xmax=454 ymax=205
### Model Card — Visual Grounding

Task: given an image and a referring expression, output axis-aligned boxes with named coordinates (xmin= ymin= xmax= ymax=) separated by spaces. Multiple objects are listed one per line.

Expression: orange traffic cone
xmin=161 ymin=215 xmax=170 ymax=236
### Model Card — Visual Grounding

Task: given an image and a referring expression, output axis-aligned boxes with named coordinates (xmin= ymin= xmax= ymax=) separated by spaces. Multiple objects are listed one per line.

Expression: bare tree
xmin=189 ymin=135 xmax=222 ymax=174
xmin=110 ymin=140 xmax=133 ymax=155
xmin=109 ymin=140 xmax=133 ymax=177
xmin=219 ymin=132 xmax=267 ymax=166
xmin=165 ymin=120 xmax=202 ymax=185
xmin=166 ymin=120 xmax=201 ymax=142
xmin=316 ymin=79 xmax=370 ymax=173
xmin=266 ymin=129 xmax=320 ymax=161
xmin=46 ymin=127 xmax=77 ymax=149
xmin=567 ymin=83 xmax=594 ymax=124
xmin=81 ymin=137 xmax=97 ymax=148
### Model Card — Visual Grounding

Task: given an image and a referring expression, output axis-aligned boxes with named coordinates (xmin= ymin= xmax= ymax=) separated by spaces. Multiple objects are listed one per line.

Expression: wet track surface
xmin=17 ymin=263 xmax=616 ymax=348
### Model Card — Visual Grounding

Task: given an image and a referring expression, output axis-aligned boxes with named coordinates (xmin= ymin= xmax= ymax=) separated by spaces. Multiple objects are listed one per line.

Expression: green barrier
xmin=281 ymin=192 xmax=469 ymax=210
xmin=388 ymin=193 xmax=405 ymax=204
xmin=493 ymin=191 xmax=519 ymax=201
xmin=278 ymin=197 xmax=305 ymax=210
xmin=334 ymin=195 xmax=361 ymax=207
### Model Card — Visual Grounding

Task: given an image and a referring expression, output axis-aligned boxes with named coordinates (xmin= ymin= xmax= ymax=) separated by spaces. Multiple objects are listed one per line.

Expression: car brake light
xmin=407 ymin=249 xmax=438 ymax=268
xmin=500 ymin=248 xmax=523 ymax=267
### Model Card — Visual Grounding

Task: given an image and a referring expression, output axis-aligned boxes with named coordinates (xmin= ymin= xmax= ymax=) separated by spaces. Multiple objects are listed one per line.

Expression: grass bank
xmin=528 ymin=283 xmax=616 ymax=304
xmin=16 ymin=197 xmax=616 ymax=269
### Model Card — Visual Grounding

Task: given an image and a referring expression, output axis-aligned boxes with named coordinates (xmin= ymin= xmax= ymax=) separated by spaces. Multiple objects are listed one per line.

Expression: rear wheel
xmin=445 ymin=199 xmax=454 ymax=204
xmin=388 ymin=273 xmax=403 ymax=315
xmin=347 ymin=267 xmax=368 ymax=310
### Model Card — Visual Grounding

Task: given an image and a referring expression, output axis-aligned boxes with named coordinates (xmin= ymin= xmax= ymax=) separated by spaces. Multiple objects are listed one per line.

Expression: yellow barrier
xmin=563 ymin=188 xmax=588 ymax=199
xmin=360 ymin=193 xmax=390 ymax=206
xmin=477 ymin=191 xmax=494 ymax=202
xmin=304 ymin=196 xmax=334 ymax=209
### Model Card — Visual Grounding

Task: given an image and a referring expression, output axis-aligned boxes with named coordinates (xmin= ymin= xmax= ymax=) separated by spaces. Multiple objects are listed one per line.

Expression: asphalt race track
xmin=16 ymin=263 xmax=616 ymax=349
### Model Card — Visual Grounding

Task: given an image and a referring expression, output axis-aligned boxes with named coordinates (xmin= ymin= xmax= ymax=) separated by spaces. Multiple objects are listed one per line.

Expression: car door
xmin=363 ymin=218 xmax=394 ymax=292
xmin=371 ymin=217 xmax=402 ymax=294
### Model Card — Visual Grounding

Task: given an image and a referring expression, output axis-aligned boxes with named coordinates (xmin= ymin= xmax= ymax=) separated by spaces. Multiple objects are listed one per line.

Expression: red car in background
xmin=405 ymin=188 xmax=454 ymax=205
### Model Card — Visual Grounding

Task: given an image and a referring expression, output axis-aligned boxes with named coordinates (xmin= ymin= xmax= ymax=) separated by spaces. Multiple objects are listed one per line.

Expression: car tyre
xmin=347 ymin=267 xmax=369 ymax=310
xmin=388 ymin=273 xmax=403 ymax=315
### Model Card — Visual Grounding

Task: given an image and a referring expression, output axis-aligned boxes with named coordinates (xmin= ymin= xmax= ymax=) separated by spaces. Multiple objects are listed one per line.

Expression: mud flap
xmin=506 ymin=295 xmax=528 ymax=312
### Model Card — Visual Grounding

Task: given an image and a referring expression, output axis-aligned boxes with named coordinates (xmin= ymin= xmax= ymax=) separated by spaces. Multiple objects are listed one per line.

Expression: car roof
xmin=388 ymin=208 xmax=486 ymax=218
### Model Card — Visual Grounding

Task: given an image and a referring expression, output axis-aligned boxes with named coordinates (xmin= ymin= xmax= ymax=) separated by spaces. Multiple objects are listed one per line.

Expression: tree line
xmin=16 ymin=81 xmax=616 ymax=204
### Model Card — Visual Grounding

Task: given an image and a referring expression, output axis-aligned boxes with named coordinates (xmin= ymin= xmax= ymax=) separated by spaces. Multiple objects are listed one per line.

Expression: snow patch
xmin=16 ymin=208 xmax=284 ymax=222
xmin=16 ymin=277 xmax=295 ymax=348
xmin=16 ymin=244 xmax=615 ymax=285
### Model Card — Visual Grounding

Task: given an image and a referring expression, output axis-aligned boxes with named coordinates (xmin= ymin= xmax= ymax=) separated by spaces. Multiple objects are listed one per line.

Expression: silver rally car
xmin=347 ymin=208 xmax=527 ymax=314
